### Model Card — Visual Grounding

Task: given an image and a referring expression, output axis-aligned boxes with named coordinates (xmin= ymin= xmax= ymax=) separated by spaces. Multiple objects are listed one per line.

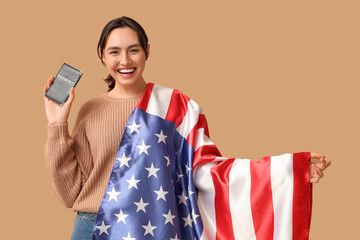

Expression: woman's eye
xmin=130 ymin=49 xmax=139 ymax=53
xmin=110 ymin=51 xmax=118 ymax=55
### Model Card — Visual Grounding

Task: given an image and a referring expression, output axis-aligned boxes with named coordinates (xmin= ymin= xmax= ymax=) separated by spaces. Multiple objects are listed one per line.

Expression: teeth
xmin=119 ymin=68 xmax=135 ymax=73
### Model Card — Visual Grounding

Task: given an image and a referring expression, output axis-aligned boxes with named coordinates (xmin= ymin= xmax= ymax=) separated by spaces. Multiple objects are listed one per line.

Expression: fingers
xmin=312 ymin=164 xmax=324 ymax=178
xmin=310 ymin=163 xmax=324 ymax=183
xmin=310 ymin=152 xmax=325 ymax=159
xmin=46 ymin=75 xmax=55 ymax=89
xmin=318 ymin=156 xmax=331 ymax=171
xmin=64 ymin=87 xmax=75 ymax=106
xmin=69 ymin=87 xmax=75 ymax=100
xmin=43 ymin=76 xmax=55 ymax=100
xmin=310 ymin=175 xmax=320 ymax=183
xmin=309 ymin=153 xmax=331 ymax=183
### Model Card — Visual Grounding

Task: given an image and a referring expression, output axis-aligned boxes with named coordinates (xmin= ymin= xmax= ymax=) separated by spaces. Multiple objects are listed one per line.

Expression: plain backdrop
xmin=0 ymin=0 xmax=358 ymax=239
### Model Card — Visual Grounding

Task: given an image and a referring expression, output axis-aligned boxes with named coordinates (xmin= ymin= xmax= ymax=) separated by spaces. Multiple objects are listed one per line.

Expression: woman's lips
xmin=117 ymin=67 xmax=136 ymax=79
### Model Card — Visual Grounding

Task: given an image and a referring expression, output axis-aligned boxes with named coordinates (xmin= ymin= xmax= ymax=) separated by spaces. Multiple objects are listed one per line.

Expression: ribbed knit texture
xmin=44 ymin=93 xmax=141 ymax=213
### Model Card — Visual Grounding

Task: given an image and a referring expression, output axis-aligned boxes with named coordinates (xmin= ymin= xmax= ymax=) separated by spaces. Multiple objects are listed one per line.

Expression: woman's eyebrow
xmin=106 ymin=44 xmax=141 ymax=51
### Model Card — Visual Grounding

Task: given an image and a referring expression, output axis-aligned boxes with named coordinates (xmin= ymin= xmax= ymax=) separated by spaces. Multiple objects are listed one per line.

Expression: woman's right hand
xmin=43 ymin=75 xmax=75 ymax=125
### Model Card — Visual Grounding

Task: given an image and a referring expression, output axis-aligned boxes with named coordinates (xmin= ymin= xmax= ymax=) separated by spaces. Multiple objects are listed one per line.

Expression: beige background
xmin=0 ymin=0 xmax=358 ymax=239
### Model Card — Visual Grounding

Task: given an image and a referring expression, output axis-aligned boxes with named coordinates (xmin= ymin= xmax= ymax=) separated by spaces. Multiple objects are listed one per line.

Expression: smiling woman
xmin=43 ymin=16 xmax=330 ymax=240
xmin=97 ymin=16 xmax=150 ymax=96
xmin=100 ymin=27 xmax=149 ymax=98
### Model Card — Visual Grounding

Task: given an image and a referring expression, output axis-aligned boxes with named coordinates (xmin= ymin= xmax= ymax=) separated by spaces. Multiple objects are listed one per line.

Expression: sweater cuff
xmin=47 ymin=123 xmax=71 ymax=140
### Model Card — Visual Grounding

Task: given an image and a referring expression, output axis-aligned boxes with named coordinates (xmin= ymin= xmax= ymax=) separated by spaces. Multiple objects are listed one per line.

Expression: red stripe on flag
xmin=293 ymin=152 xmax=312 ymax=240
xmin=210 ymin=158 xmax=235 ymax=240
xmin=250 ymin=156 xmax=274 ymax=240
xmin=186 ymin=114 xmax=210 ymax=149
xmin=197 ymin=114 xmax=210 ymax=137
xmin=136 ymin=83 xmax=154 ymax=111
xmin=165 ymin=89 xmax=191 ymax=127
xmin=193 ymin=145 xmax=222 ymax=168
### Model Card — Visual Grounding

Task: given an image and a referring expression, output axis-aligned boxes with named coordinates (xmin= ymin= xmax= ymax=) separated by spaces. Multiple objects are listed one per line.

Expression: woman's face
xmin=102 ymin=27 xmax=149 ymax=88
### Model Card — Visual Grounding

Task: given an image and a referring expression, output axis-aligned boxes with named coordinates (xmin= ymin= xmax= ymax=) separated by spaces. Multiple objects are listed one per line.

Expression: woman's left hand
xmin=309 ymin=152 xmax=331 ymax=183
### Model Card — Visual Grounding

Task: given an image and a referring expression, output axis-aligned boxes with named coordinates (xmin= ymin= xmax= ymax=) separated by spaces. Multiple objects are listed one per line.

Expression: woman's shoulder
xmin=76 ymin=94 xmax=109 ymax=121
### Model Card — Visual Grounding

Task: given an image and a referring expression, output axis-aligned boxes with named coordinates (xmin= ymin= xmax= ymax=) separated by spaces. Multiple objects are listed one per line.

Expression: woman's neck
xmin=107 ymin=79 xmax=147 ymax=99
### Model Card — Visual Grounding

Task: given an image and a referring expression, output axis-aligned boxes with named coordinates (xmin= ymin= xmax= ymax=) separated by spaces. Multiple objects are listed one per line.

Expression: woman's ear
xmin=99 ymin=49 xmax=106 ymax=65
xmin=146 ymin=44 xmax=150 ymax=59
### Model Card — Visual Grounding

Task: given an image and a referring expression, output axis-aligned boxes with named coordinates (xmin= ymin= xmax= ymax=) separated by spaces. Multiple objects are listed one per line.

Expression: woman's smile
xmin=117 ymin=67 xmax=136 ymax=78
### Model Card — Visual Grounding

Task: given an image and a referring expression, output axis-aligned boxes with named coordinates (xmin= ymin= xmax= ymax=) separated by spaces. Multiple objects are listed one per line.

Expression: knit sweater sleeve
xmin=44 ymin=106 xmax=92 ymax=208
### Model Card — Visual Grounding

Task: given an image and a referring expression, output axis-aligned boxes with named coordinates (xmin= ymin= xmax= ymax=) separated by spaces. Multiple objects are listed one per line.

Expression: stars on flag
xmin=95 ymin=221 xmax=111 ymax=235
xmin=188 ymin=187 xmax=195 ymax=196
xmin=95 ymin=113 xmax=204 ymax=239
xmin=182 ymin=213 xmax=194 ymax=228
xmin=185 ymin=163 xmax=192 ymax=174
xmin=106 ymin=187 xmax=121 ymax=202
xmin=136 ymin=140 xmax=151 ymax=155
xmin=162 ymin=209 xmax=176 ymax=225
xmin=126 ymin=175 xmax=141 ymax=190
xmin=134 ymin=197 xmax=149 ymax=213
xmin=145 ymin=163 xmax=160 ymax=178
xmin=142 ymin=220 xmax=157 ymax=236
xmin=178 ymin=191 xmax=189 ymax=206
xmin=164 ymin=156 xmax=171 ymax=166
xmin=127 ymin=120 xmax=141 ymax=134
xmin=155 ymin=129 xmax=167 ymax=144
xmin=122 ymin=233 xmax=136 ymax=240
xmin=154 ymin=186 xmax=168 ymax=201
xmin=117 ymin=153 xmax=131 ymax=168
xmin=177 ymin=172 xmax=183 ymax=182
xmin=192 ymin=209 xmax=200 ymax=224
xmin=170 ymin=234 xmax=180 ymax=240
xmin=114 ymin=209 xmax=128 ymax=224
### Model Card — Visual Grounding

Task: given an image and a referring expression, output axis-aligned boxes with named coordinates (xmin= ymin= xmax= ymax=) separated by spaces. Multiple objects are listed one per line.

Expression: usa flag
xmin=92 ymin=83 xmax=312 ymax=240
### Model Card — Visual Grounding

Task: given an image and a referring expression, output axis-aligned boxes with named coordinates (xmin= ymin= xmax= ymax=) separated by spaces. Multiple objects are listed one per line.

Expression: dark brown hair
xmin=97 ymin=16 xmax=149 ymax=92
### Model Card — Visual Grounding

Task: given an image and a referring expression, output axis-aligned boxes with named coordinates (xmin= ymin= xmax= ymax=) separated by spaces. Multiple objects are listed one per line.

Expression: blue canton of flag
xmin=93 ymin=107 xmax=203 ymax=240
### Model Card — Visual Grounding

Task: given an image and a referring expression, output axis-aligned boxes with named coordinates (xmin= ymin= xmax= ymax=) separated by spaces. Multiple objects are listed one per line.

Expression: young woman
xmin=44 ymin=16 xmax=331 ymax=240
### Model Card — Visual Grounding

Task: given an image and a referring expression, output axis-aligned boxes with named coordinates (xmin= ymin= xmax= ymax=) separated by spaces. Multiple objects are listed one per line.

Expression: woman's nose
xmin=120 ymin=53 xmax=131 ymax=66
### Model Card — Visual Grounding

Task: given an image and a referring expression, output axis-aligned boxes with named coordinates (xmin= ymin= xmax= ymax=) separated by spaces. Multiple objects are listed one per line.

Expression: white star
xmin=95 ymin=221 xmax=111 ymax=235
xmin=127 ymin=120 xmax=141 ymax=134
xmin=170 ymin=233 xmax=180 ymax=240
xmin=162 ymin=209 xmax=176 ymax=225
xmin=145 ymin=163 xmax=160 ymax=178
xmin=134 ymin=197 xmax=149 ymax=213
xmin=177 ymin=172 xmax=183 ymax=182
xmin=185 ymin=163 xmax=192 ymax=174
xmin=178 ymin=191 xmax=189 ymax=206
xmin=114 ymin=209 xmax=128 ymax=224
xmin=154 ymin=186 xmax=168 ymax=201
xmin=155 ymin=130 xmax=167 ymax=144
xmin=164 ymin=156 xmax=170 ymax=166
xmin=188 ymin=187 xmax=195 ymax=196
xmin=117 ymin=153 xmax=131 ymax=167
xmin=142 ymin=220 xmax=157 ymax=236
xmin=136 ymin=140 xmax=151 ymax=155
xmin=183 ymin=213 xmax=193 ymax=227
xmin=106 ymin=187 xmax=121 ymax=202
xmin=122 ymin=233 xmax=136 ymax=240
xmin=192 ymin=209 xmax=200 ymax=224
xmin=126 ymin=175 xmax=141 ymax=190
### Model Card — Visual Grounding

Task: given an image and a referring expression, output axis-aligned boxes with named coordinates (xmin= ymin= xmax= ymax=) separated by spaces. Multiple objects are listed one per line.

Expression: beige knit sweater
xmin=45 ymin=93 xmax=141 ymax=213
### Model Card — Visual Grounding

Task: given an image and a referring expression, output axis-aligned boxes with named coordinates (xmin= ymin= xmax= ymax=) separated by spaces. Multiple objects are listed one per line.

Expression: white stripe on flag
xmin=195 ymin=128 xmax=214 ymax=151
xmin=194 ymin=162 xmax=216 ymax=240
xmin=271 ymin=153 xmax=294 ymax=240
xmin=229 ymin=158 xmax=256 ymax=240
xmin=176 ymin=99 xmax=202 ymax=139
xmin=146 ymin=85 xmax=173 ymax=119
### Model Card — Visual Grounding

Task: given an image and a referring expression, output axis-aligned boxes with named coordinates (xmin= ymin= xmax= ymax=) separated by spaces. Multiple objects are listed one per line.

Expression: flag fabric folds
xmin=92 ymin=83 xmax=312 ymax=240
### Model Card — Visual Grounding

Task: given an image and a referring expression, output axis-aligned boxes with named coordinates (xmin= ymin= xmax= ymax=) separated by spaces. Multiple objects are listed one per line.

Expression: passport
xmin=45 ymin=63 xmax=83 ymax=106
